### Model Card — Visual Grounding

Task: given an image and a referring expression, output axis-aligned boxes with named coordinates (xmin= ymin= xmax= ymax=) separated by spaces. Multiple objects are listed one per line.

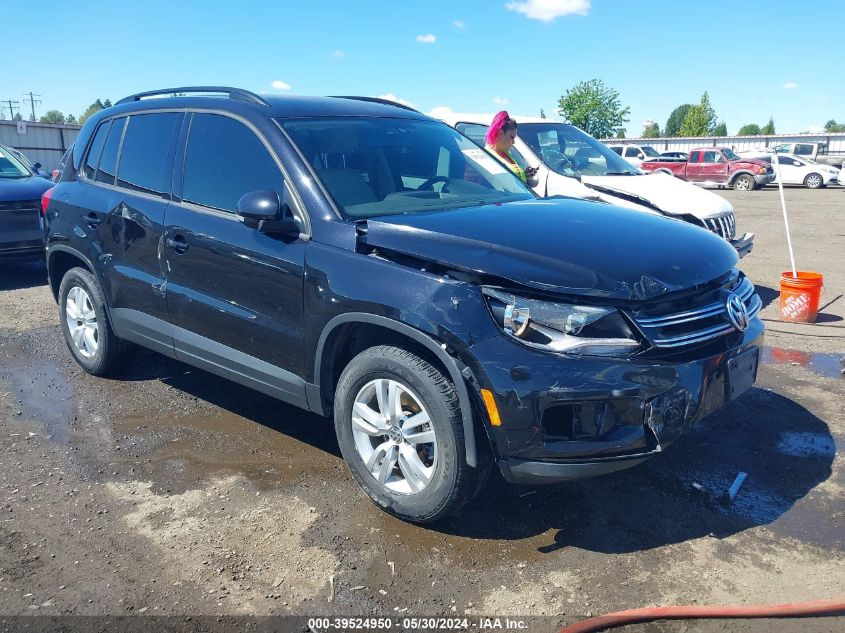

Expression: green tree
xmin=557 ymin=79 xmax=630 ymax=138
xmin=679 ymin=92 xmax=716 ymax=137
xmin=78 ymin=99 xmax=105 ymax=126
xmin=13 ymin=112 xmax=23 ymax=122
xmin=616 ymin=129 xmax=626 ymax=139
xmin=761 ymin=117 xmax=776 ymax=135
xmin=738 ymin=123 xmax=762 ymax=135
xmin=713 ymin=121 xmax=728 ymax=136
xmin=642 ymin=122 xmax=660 ymax=138
xmin=540 ymin=108 xmax=546 ymax=119
xmin=665 ymin=104 xmax=693 ymax=136
xmin=65 ymin=114 xmax=78 ymax=125
xmin=39 ymin=110 xmax=66 ymax=124
xmin=103 ymin=99 xmax=112 ymax=108
xmin=824 ymin=119 xmax=845 ymax=132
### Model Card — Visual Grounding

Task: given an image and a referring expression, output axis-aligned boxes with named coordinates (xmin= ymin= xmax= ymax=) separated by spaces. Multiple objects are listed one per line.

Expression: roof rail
xmin=329 ymin=96 xmax=420 ymax=113
xmin=115 ymin=86 xmax=270 ymax=107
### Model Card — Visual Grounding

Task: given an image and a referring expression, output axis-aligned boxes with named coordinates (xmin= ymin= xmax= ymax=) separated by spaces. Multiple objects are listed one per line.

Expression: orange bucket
xmin=779 ymin=271 xmax=824 ymax=323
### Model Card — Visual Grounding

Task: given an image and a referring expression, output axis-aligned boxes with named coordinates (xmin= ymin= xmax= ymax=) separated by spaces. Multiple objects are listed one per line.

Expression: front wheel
xmin=804 ymin=173 xmax=824 ymax=189
xmin=733 ymin=174 xmax=755 ymax=191
xmin=334 ymin=345 xmax=484 ymax=523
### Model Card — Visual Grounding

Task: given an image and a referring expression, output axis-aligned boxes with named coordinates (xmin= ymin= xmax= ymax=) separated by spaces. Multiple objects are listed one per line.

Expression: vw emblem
xmin=726 ymin=293 xmax=749 ymax=332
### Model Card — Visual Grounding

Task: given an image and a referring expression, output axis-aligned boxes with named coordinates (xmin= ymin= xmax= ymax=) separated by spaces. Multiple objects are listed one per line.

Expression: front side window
xmin=455 ymin=122 xmax=529 ymax=169
xmin=116 ymin=113 xmax=182 ymax=197
xmin=519 ymin=123 xmax=637 ymax=176
xmin=282 ymin=117 xmax=533 ymax=219
xmin=702 ymin=151 xmax=722 ymax=164
xmin=182 ymin=113 xmax=284 ymax=213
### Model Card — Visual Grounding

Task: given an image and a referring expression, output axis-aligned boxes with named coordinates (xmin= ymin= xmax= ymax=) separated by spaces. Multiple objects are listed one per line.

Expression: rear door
xmin=79 ymin=111 xmax=183 ymax=355
xmin=164 ymin=112 xmax=308 ymax=406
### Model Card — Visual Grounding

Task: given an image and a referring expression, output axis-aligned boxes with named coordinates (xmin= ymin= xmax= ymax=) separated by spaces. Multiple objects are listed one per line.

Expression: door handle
xmin=85 ymin=213 xmax=102 ymax=229
xmin=167 ymin=234 xmax=189 ymax=254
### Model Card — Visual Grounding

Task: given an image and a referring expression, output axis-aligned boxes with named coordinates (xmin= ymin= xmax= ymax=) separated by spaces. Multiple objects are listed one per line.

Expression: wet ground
xmin=1 ymin=187 xmax=844 ymax=632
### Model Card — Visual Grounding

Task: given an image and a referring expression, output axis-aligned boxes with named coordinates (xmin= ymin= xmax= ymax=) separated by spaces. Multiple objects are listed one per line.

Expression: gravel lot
xmin=1 ymin=186 xmax=843 ymax=632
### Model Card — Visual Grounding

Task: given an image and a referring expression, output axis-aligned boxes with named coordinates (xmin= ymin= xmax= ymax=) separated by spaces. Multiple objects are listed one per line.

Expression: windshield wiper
xmin=604 ymin=171 xmax=638 ymax=176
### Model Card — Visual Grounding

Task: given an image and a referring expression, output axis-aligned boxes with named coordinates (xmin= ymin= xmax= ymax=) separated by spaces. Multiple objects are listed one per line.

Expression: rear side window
xmin=794 ymin=144 xmax=813 ymax=156
xmin=182 ymin=113 xmax=283 ymax=213
xmin=95 ymin=117 xmax=126 ymax=185
xmin=689 ymin=151 xmax=702 ymax=163
xmin=116 ymin=113 xmax=182 ymax=197
xmin=83 ymin=121 xmax=111 ymax=180
xmin=609 ymin=146 xmax=622 ymax=155
xmin=624 ymin=147 xmax=639 ymax=157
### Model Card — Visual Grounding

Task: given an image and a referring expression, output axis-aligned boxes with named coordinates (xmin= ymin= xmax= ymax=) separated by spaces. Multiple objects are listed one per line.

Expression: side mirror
xmin=793 ymin=161 xmax=800 ymax=166
xmin=236 ymin=189 xmax=300 ymax=236
xmin=237 ymin=189 xmax=280 ymax=221
xmin=637 ymin=153 xmax=644 ymax=159
xmin=33 ymin=162 xmax=42 ymax=170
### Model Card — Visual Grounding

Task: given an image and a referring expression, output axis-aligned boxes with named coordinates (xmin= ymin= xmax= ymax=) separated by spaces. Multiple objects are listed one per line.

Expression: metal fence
xmin=0 ymin=120 xmax=81 ymax=172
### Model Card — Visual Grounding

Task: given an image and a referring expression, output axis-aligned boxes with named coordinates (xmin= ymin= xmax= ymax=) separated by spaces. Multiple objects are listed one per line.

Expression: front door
xmin=163 ymin=112 xmax=308 ymax=407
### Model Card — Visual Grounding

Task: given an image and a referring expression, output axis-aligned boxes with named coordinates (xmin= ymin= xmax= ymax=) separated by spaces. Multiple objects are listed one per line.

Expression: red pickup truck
xmin=640 ymin=147 xmax=775 ymax=191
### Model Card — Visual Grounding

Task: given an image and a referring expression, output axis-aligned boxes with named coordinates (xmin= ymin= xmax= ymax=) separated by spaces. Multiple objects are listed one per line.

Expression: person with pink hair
xmin=484 ymin=111 xmax=539 ymax=185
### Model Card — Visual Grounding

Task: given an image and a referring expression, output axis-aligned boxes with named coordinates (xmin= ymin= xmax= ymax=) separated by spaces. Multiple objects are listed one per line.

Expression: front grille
xmin=0 ymin=199 xmax=39 ymax=213
xmin=703 ymin=213 xmax=736 ymax=240
xmin=634 ymin=276 xmax=761 ymax=349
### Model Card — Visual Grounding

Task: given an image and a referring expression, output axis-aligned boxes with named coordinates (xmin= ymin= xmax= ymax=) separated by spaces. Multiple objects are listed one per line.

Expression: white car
xmin=769 ymin=154 xmax=839 ymax=189
xmin=605 ymin=143 xmax=662 ymax=169
xmin=437 ymin=113 xmax=753 ymax=257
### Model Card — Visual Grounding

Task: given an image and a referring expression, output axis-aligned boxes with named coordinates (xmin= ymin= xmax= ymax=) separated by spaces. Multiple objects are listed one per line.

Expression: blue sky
xmin=3 ymin=0 xmax=842 ymax=136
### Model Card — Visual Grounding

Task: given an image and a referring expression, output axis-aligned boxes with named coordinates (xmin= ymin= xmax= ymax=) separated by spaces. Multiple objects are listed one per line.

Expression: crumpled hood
xmin=0 ymin=176 xmax=52 ymax=203
xmin=581 ymin=172 xmax=733 ymax=219
xmin=364 ymin=197 xmax=738 ymax=301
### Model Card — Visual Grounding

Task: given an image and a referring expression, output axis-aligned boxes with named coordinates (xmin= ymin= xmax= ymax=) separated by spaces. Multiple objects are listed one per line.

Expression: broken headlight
xmin=483 ymin=288 xmax=641 ymax=356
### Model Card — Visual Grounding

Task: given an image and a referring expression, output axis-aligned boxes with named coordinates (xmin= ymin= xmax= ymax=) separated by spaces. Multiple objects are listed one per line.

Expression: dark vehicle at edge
xmin=43 ymin=87 xmax=764 ymax=523
xmin=1 ymin=144 xmax=53 ymax=259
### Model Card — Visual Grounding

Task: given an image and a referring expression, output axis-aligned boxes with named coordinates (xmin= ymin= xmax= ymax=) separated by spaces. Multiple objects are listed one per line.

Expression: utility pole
xmin=2 ymin=99 xmax=21 ymax=120
xmin=22 ymin=92 xmax=42 ymax=122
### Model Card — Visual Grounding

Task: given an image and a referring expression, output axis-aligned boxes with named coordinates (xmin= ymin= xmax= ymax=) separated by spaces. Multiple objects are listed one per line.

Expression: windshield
xmin=517 ymin=123 xmax=639 ymax=177
xmin=281 ymin=118 xmax=534 ymax=219
xmin=722 ymin=148 xmax=740 ymax=160
xmin=641 ymin=146 xmax=660 ymax=157
xmin=0 ymin=147 xmax=31 ymax=178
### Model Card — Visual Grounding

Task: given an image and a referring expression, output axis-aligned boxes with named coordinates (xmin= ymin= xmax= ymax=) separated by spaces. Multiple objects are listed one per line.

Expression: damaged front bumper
xmin=730 ymin=231 xmax=754 ymax=259
xmin=462 ymin=317 xmax=764 ymax=485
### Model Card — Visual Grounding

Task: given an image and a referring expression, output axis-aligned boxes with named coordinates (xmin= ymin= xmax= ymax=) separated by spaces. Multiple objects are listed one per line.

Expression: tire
xmin=334 ymin=345 xmax=484 ymax=523
xmin=804 ymin=173 xmax=824 ymax=189
xmin=732 ymin=174 xmax=755 ymax=191
xmin=58 ymin=267 xmax=135 ymax=376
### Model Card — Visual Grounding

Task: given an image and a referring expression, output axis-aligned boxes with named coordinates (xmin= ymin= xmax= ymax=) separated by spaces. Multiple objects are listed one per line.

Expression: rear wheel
xmin=804 ymin=173 xmax=823 ymax=189
xmin=58 ymin=267 xmax=135 ymax=376
xmin=733 ymin=174 xmax=755 ymax=191
xmin=334 ymin=345 xmax=485 ymax=523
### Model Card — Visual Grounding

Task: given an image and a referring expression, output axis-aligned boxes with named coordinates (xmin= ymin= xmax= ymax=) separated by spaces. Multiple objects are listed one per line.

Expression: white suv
xmin=606 ymin=144 xmax=662 ymax=169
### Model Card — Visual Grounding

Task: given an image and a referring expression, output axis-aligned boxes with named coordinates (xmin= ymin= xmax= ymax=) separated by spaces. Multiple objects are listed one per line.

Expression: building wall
xmin=0 ymin=121 xmax=81 ymax=171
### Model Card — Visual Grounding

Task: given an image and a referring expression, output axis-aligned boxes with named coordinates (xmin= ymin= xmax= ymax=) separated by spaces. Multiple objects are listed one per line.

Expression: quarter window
xmin=182 ymin=114 xmax=284 ymax=213
xmin=116 ymin=113 xmax=182 ymax=197
xmin=95 ymin=117 xmax=126 ymax=185
xmin=83 ymin=121 xmax=111 ymax=180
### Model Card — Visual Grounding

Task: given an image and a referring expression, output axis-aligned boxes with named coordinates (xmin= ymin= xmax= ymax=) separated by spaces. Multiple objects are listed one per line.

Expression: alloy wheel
xmin=350 ymin=378 xmax=437 ymax=495
xmin=65 ymin=286 xmax=99 ymax=358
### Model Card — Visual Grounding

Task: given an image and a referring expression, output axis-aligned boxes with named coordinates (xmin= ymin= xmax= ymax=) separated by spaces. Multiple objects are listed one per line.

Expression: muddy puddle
xmin=763 ymin=346 xmax=844 ymax=378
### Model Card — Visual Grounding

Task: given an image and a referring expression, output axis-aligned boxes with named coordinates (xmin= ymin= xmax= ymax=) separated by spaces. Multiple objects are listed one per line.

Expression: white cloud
xmin=416 ymin=34 xmax=437 ymax=43
xmin=806 ymin=124 xmax=825 ymax=133
xmin=453 ymin=20 xmax=465 ymax=29
xmin=783 ymin=82 xmax=798 ymax=89
xmin=271 ymin=80 xmax=291 ymax=90
xmin=505 ymin=0 xmax=590 ymax=22
xmin=331 ymin=50 xmax=346 ymax=59
xmin=493 ymin=96 xmax=510 ymax=105
xmin=428 ymin=106 xmax=456 ymax=119
xmin=375 ymin=94 xmax=417 ymax=108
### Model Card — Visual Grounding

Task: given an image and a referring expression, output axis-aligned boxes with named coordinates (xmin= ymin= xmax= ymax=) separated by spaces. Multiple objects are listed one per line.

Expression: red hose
xmin=558 ymin=596 xmax=845 ymax=633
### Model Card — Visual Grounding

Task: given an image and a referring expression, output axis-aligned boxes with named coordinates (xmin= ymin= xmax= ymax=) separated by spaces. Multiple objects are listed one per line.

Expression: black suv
xmin=44 ymin=87 xmax=764 ymax=523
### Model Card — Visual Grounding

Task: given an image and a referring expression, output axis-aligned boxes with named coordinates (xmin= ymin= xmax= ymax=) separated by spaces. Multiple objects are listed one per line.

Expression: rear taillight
xmin=41 ymin=187 xmax=55 ymax=217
